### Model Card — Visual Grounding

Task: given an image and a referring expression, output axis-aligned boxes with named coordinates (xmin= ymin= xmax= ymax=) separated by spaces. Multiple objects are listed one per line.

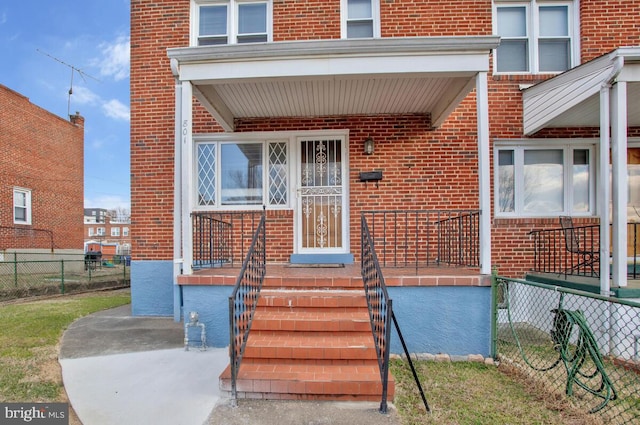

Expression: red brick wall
xmin=131 ymin=0 xmax=639 ymax=278
xmin=0 ymin=85 xmax=84 ymax=251
xmin=131 ymin=0 xmax=189 ymax=260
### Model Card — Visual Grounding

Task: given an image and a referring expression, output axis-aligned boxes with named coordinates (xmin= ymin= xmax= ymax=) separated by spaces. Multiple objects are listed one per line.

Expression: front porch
xmin=177 ymin=262 xmax=490 ymax=403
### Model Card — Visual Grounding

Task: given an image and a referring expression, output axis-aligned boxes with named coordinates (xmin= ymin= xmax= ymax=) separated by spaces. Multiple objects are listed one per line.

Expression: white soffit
xmin=523 ymin=47 xmax=640 ymax=135
xmin=168 ymin=37 xmax=499 ymax=131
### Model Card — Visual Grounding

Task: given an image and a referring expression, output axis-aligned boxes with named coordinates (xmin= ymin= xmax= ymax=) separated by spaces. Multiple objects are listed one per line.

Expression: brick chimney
xmin=70 ymin=111 xmax=84 ymax=128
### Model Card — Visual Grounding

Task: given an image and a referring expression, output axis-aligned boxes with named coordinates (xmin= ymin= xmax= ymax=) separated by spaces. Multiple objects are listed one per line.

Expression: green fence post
xmin=60 ymin=259 xmax=65 ymax=294
xmin=13 ymin=254 xmax=18 ymax=287
xmin=490 ymin=267 xmax=498 ymax=360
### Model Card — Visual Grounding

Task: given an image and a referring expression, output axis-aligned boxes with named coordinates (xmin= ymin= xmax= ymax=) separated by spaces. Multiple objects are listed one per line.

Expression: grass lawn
xmin=0 ymin=290 xmax=603 ymax=424
xmin=0 ymin=290 xmax=130 ymax=402
xmin=391 ymin=359 xmax=602 ymax=425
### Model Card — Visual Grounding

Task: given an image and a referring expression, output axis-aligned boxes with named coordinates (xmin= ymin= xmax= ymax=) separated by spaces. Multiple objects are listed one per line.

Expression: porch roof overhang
xmin=167 ymin=37 xmax=500 ymax=132
xmin=523 ymin=47 xmax=640 ymax=135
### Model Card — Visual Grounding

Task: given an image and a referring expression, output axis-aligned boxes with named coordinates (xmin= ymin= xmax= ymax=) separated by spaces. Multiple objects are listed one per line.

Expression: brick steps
xmin=219 ymin=363 xmax=390 ymax=401
xmin=219 ymin=284 xmax=394 ymax=401
xmin=251 ymin=311 xmax=371 ymax=332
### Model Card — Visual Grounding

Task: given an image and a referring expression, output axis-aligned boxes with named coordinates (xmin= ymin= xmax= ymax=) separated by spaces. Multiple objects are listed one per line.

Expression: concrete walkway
xmin=59 ymin=304 xmax=399 ymax=425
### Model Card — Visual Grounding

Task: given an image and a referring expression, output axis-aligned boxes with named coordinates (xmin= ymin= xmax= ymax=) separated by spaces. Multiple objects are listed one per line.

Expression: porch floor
xmin=179 ymin=263 xmax=490 ymax=287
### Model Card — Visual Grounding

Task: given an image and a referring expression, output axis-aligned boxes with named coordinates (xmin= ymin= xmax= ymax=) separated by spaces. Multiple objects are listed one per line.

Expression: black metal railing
xmin=361 ymin=215 xmax=429 ymax=414
xmin=228 ymin=212 xmax=266 ymax=405
xmin=361 ymin=210 xmax=480 ymax=272
xmin=529 ymin=224 xmax=600 ymax=278
xmin=628 ymin=223 xmax=639 ymax=279
xmin=529 ymin=222 xmax=640 ymax=279
xmin=192 ymin=211 xmax=263 ymax=269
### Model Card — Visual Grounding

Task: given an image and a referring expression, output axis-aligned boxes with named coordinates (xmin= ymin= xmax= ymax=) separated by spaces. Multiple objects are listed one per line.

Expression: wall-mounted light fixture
xmin=364 ymin=137 xmax=374 ymax=155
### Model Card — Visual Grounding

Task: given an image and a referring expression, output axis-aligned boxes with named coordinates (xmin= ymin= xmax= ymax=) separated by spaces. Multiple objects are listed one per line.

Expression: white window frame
xmin=88 ymin=228 xmax=95 ymax=237
xmin=191 ymin=0 xmax=272 ymax=46
xmin=13 ymin=187 xmax=32 ymax=225
xmin=111 ymin=227 xmax=121 ymax=237
xmin=340 ymin=0 xmax=381 ymax=39
xmin=97 ymin=227 xmax=106 ymax=236
xmin=194 ymin=134 xmax=291 ymax=211
xmin=494 ymin=140 xmax=596 ymax=218
xmin=123 ymin=227 xmax=129 ymax=237
xmin=492 ymin=0 xmax=579 ymax=74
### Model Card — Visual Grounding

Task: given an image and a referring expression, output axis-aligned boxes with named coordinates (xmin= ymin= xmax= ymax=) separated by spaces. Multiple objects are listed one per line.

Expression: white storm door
xmin=296 ymin=137 xmax=348 ymax=253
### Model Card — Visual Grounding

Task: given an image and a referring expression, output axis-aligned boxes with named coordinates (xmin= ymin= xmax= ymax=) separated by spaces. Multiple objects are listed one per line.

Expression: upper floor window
xmin=494 ymin=1 xmax=577 ymax=74
xmin=342 ymin=0 xmax=380 ymax=39
xmin=197 ymin=139 xmax=289 ymax=209
xmin=193 ymin=0 xmax=270 ymax=46
xmin=97 ymin=227 xmax=106 ymax=236
xmin=13 ymin=188 xmax=32 ymax=225
xmin=111 ymin=227 xmax=121 ymax=237
xmin=495 ymin=142 xmax=594 ymax=217
xmin=123 ymin=227 xmax=129 ymax=237
xmin=88 ymin=228 xmax=95 ymax=237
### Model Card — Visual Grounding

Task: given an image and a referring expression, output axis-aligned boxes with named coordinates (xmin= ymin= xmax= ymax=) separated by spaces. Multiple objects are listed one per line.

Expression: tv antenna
xmin=37 ymin=49 xmax=100 ymax=117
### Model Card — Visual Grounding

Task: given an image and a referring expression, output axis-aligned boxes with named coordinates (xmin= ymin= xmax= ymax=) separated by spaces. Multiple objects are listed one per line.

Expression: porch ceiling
xmin=167 ymin=37 xmax=500 ymax=131
xmin=523 ymin=47 xmax=640 ymax=135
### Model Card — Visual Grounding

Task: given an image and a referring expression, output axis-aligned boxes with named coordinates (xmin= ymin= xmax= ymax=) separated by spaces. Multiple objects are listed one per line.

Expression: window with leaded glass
xmin=196 ymin=140 xmax=289 ymax=208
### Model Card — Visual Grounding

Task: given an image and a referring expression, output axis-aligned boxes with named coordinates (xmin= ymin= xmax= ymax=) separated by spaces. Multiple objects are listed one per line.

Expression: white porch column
xmin=611 ymin=81 xmax=628 ymax=287
xmin=598 ymin=86 xmax=611 ymax=295
xmin=181 ymin=81 xmax=194 ymax=275
xmin=173 ymin=80 xmax=184 ymax=320
xmin=476 ymin=71 xmax=491 ymax=274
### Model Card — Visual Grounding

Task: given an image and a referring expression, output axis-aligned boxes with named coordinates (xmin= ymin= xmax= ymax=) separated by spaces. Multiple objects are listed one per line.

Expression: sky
xmin=0 ymin=1 xmax=131 ymax=211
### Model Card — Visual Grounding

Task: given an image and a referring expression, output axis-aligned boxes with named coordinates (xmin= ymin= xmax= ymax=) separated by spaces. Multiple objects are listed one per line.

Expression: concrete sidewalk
xmin=59 ymin=304 xmax=399 ymax=425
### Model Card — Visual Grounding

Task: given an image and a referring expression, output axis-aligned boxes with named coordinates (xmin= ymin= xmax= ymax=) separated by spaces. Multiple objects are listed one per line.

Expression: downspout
xmin=171 ymin=58 xmax=184 ymax=322
xmin=476 ymin=71 xmax=491 ymax=274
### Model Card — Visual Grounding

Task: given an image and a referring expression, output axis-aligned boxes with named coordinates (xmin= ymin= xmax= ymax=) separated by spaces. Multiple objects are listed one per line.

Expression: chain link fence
xmin=0 ymin=251 xmax=130 ymax=302
xmin=493 ymin=276 xmax=640 ymax=424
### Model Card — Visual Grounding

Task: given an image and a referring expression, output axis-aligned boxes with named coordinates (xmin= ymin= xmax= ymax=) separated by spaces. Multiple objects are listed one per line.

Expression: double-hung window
xmin=494 ymin=1 xmax=577 ymax=73
xmin=13 ymin=188 xmax=32 ymax=225
xmin=342 ymin=0 xmax=380 ymax=39
xmin=194 ymin=0 xmax=270 ymax=46
xmin=197 ymin=139 xmax=289 ymax=208
xmin=495 ymin=142 xmax=594 ymax=217
xmin=111 ymin=227 xmax=121 ymax=237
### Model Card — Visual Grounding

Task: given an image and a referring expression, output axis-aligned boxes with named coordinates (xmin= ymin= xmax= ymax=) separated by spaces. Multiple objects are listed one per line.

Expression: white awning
xmin=523 ymin=47 xmax=640 ymax=135
xmin=167 ymin=37 xmax=499 ymax=131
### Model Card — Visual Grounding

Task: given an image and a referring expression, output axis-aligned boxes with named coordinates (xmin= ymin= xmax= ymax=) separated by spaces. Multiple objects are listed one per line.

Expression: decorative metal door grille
xmin=300 ymin=139 xmax=343 ymax=249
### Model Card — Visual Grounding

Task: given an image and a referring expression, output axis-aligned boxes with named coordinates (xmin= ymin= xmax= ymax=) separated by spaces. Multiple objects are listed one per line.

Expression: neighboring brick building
xmin=0 ymin=84 xmax=84 ymax=252
xmin=84 ymin=210 xmax=132 ymax=259
xmin=130 ymin=1 xmax=639 ymax=355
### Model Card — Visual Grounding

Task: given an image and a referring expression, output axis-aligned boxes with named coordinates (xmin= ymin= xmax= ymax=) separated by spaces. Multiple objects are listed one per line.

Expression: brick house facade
xmin=0 ymin=84 xmax=84 ymax=252
xmin=130 ymin=1 xmax=639 ymax=354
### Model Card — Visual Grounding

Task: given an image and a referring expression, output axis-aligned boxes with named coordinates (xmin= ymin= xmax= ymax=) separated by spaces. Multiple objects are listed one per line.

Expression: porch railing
xmin=192 ymin=211 xmax=263 ymax=269
xmin=228 ymin=212 xmax=266 ymax=405
xmin=361 ymin=215 xmax=429 ymax=414
xmin=361 ymin=210 xmax=480 ymax=271
xmin=529 ymin=223 xmax=639 ymax=279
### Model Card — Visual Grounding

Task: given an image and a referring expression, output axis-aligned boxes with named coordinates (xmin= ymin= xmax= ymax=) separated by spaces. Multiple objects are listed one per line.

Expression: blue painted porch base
xmin=179 ymin=285 xmax=491 ymax=356
xmin=130 ymin=260 xmax=175 ymax=316
xmin=388 ymin=286 xmax=491 ymax=356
